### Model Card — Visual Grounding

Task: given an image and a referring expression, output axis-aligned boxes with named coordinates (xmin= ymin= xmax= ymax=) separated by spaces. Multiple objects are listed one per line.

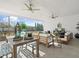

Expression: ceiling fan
xmin=24 ymin=0 xmax=40 ymax=13
xmin=52 ymin=15 xmax=58 ymax=19
xmin=51 ymin=13 xmax=58 ymax=19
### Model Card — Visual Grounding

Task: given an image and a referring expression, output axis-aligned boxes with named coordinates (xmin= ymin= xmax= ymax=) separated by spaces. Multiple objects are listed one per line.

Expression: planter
xmin=75 ymin=33 xmax=79 ymax=38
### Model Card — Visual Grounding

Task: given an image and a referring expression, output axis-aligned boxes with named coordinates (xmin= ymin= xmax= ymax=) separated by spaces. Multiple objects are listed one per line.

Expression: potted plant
xmin=75 ymin=22 xmax=79 ymax=38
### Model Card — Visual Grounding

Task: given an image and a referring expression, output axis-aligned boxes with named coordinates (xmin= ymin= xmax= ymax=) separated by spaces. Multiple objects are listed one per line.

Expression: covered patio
xmin=0 ymin=0 xmax=79 ymax=58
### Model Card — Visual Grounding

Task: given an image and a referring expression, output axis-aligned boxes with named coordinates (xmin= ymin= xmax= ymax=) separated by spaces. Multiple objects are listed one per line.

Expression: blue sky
xmin=0 ymin=15 xmax=42 ymax=27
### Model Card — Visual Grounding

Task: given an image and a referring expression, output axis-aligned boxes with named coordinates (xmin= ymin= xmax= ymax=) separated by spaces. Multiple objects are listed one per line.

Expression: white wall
xmin=43 ymin=14 xmax=79 ymax=35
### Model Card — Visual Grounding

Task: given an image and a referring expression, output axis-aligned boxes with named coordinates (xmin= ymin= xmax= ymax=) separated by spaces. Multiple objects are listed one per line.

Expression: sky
xmin=0 ymin=15 xmax=42 ymax=27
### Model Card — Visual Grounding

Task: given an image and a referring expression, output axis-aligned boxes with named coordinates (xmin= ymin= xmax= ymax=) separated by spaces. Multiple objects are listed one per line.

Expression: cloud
xmin=10 ymin=16 xmax=18 ymax=22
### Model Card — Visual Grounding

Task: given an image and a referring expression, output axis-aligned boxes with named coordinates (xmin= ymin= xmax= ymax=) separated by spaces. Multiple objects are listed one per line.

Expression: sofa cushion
xmin=60 ymin=38 xmax=67 ymax=41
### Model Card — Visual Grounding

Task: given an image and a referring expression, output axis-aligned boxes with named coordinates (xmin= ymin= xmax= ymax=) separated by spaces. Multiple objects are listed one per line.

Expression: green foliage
xmin=57 ymin=23 xmax=62 ymax=28
xmin=20 ymin=23 xmax=27 ymax=30
xmin=53 ymin=28 xmax=59 ymax=36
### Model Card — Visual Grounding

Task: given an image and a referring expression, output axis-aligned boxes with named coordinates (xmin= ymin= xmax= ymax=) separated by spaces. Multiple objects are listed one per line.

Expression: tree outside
xmin=35 ymin=23 xmax=44 ymax=31
xmin=20 ymin=23 xmax=28 ymax=30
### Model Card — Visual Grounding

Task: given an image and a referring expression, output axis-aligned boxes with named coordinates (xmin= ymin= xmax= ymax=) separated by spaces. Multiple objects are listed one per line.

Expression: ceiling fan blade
xmin=24 ymin=3 xmax=30 ymax=9
xmin=23 ymin=2 xmax=40 ymax=13
xmin=32 ymin=9 xmax=40 ymax=10
xmin=23 ymin=9 xmax=34 ymax=12
xmin=52 ymin=16 xmax=58 ymax=19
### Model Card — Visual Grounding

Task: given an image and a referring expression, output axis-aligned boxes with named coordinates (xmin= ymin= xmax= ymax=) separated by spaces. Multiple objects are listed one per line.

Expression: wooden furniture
xmin=0 ymin=42 xmax=13 ymax=58
xmin=12 ymin=37 xmax=39 ymax=58
xmin=39 ymin=33 xmax=53 ymax=47
xmin=59 ymin=32 xmax=73 ymax=44
xmin=0 ymin=36 xmax=12 ymax=58
xmin=32 ymin=31 xmax=40 ymax=40
xmin=31 ymin=31 xmax=40 ymax=55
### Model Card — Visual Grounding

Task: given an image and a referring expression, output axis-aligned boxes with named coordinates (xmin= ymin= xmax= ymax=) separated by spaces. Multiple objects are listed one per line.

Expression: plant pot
xmin=75 ymin=33 xmax=79 ymax=38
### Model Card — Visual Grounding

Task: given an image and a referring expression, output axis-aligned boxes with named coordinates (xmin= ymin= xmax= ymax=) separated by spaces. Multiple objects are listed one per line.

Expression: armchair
xmin=0 ymin=36 xmax=12 ymax=58
xmin=59 ymin=32 xmax=73 ymax=44
xmin=53 ymin=23 xmax=73 ymax=45
xmin=39 ymin=32 xmax=54 ymax=47
xmin=53 ymin=29 xmax=73 ymax=45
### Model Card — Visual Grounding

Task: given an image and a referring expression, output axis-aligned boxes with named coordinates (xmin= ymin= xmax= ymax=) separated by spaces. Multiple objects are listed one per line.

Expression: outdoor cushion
xmin=0 ymin=42 xmax=12 ymax=56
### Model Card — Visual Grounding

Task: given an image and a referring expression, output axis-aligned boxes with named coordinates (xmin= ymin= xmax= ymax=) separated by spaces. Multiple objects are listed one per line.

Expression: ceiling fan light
xmin=52 ymin=16 xmax=55 ymax=18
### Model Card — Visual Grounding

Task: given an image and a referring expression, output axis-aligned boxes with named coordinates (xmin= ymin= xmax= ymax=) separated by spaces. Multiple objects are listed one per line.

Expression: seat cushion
xmin=0 ymin=41 xmax=6 ymax=56
xmin=0 ymin=41 xmax=6 ymax=46
xmin=60 ymin=38 xmax=67 ymax=41
xmin=1 ymin=42 xmax=12 ymax=55
xmin=59 ymin=32 xmax=65 ymax=38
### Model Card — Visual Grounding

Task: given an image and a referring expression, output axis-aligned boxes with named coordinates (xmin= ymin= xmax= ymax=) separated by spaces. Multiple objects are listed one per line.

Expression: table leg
xmin=36 ymin=39 xmax=39 ymax=57
xmin=13 ymin=45 xmax=17 ymax=58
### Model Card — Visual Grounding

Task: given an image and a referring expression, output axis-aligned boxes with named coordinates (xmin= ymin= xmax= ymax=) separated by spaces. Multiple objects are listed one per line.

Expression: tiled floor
xmin=1 ymin=38 xmax=79 ymax=58
xmin=39 ymin=38 xmax=79 ymax=58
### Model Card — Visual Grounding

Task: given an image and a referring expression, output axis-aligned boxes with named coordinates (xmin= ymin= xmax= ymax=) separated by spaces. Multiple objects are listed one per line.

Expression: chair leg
xmin=32 ymin=48 xmax=34 ymax=55
xmin=46 ymin=39 xmax=49 ymax=48
xmin=52 ymin=39 xmax=55 ymax=48
xmin=25 ymin=44 xmax=27 ymax=49
xmin=57 ymin=39 xmax=62 ymax=48
xmin=52 ymin=42 xmax=55 ymax=48
xmin=32 ymin=46 xmax=36 ymax=58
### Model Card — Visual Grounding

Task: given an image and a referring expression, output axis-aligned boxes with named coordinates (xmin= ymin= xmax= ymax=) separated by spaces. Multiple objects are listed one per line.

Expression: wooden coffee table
xmin=12 ymin=38 xmax=39 ymax=58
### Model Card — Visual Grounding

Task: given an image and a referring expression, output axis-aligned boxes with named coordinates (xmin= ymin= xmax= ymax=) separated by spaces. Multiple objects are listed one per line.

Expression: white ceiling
xmin=0 ymin=0 xmax=79 ymax=19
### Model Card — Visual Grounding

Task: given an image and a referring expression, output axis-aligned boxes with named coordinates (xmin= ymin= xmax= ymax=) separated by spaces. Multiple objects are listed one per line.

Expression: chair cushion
xmin=0 ymin=41 xmax=6 ymax=56
xmin=1 ymin=42 xmax=12 ymax=55
xmin=0 ymin=41 xmax=6 ymax=46
xmin=59 ymin=32 xmax=65 ymax=38
xmin=60 ymin=38 xmax=67 ymax=41
xmin=20 ymin=31 xmax=26 ymax=37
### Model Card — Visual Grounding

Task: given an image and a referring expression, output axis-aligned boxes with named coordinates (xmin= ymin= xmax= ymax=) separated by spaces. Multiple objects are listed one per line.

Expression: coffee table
xmin=14 ymin=38 xmax=39 ymax=58
xmin=7 ymin=36 xmax=40 ymax=58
